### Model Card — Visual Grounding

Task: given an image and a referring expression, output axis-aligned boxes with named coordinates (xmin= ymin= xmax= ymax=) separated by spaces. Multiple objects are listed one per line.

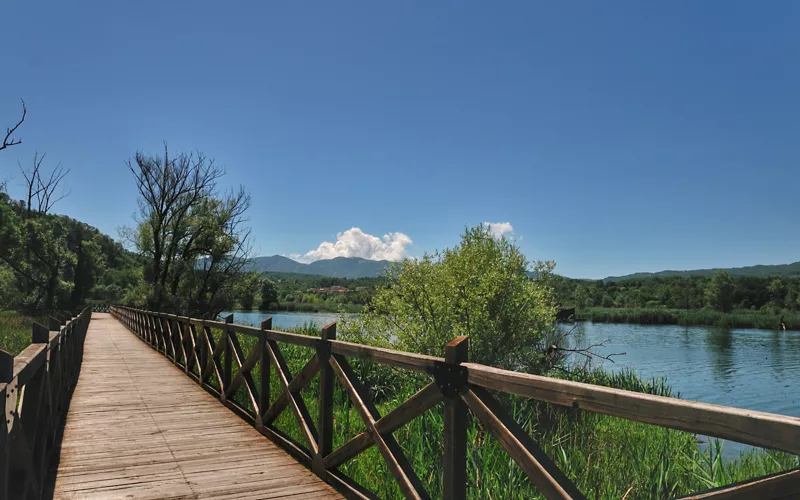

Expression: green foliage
xmin=578 ymin=307 xmax=800 ymax=329
xmin=0 ymin=193 xmax=140 ymax=313
xmin=259 ymin=278 xmax=278 ymax=310
xmin=234 ymin=272 xmax=261 ymax=310
xmin=606 ymin=261 xmax=800 ymax=281
xmin=126 ymin=147 xmax=251 ymax=316
xmin=555 ymin=271 xmax=800 ymax=326
xmin=342 ymin=225 xmax=559 ymax=372
xmin=0 ymin=313 xmax=41 ymax=354
xmin=705 ymin=271 xmax=735 ymax=312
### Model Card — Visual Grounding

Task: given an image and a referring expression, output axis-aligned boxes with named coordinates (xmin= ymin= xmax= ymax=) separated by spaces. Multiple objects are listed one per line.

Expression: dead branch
xmin=549 ymin=337 xmax=626 ymax=364
xmin=1 ymin=100 xmax=27 ymax=152
xmin=18 ymin=151 xmax=70 ymax=214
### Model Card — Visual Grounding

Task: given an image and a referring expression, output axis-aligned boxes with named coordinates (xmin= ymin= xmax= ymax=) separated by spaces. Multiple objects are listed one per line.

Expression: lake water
xmin=222 ymin=310 xmax=350 ymax=330
xmin=569 ymin=322 xmax=800 ymax=456
xmin=224 ymin=311 xmax=800 ymax=456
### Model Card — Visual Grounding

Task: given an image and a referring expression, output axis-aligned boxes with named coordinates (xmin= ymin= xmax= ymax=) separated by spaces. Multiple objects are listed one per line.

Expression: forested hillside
xmin=605 ymin=261 xmax=800 ymax=281
xmin=0 ymin=192 xmax=140 ymax=312
xmin=555 ymin=271 xmax=800 ymax=313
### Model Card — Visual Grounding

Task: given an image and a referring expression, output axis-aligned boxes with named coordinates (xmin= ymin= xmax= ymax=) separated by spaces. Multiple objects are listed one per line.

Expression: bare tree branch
xmin=127 ymin=143 xmax=249 ymax=315
xmin=1 ymin=100 xmax=27 ymax=152
xmin=37 ymin=161 xmax=70 ymax=213
xmin=18 ymin=152 xmax=70 ymax=214
xmin=548 ymin=336 xmax=626 ymax=364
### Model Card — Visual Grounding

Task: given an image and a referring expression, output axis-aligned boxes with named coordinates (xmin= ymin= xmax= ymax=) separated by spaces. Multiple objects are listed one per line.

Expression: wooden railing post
xmin=256 ymin=317 xmax=272 ymax=430
xmin=222 ymin=314 xmax=234 ymax=402
xmin=199 ymin=315 xmax=209 ymax=388
xmin=27 ymin=323 xmax=50 ymax=495
xmin=0 ymin=350 xmax=12 ymax=500
xmin=47 ymin=317 xmax=64 ymax=421
xmin=442 ymin=336 xmax=469 ymax=500
xmin=314 ymin=322 xmax=336 ymax=480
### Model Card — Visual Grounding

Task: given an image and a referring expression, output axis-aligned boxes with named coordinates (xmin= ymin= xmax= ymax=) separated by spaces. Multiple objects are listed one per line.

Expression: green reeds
xmin=0 ymin=312 xmax=43 ymax=354
xmin=223 ymin=329 xmax=798 ymax=499
xmin=579 ymin=307 xmax=800 ymax=330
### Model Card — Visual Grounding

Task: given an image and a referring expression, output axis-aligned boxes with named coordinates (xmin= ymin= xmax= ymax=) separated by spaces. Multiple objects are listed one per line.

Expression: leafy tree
xmin=0 ymin=197 xmax=75 ymax=310
xmin=125 ymin=144 xmax=251 ymax=316
xmin=341 ymin=225 xmax=559 ymax=373
xmin=236 ymin=272 xmax=261 ymax=310
xmin=767 ymin=278 xmax=786 ymax=309
xmin=705 ymin=270 xmax=735 ymax=312
xmin=260 ymin=279 xmax=279 ymax=310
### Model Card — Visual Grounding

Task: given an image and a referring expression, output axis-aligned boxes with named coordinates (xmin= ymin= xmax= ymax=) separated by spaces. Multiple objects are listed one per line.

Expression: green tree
xmin=767 ymin=278 xmax=786 ymax=309
xmin=259 ymin=279 xmax=279 ymax=310
xmin=236 ymin=272 xmax=261 ymax=310
xmin=705 ymin=270 xmax=735 ymax=313
xmin=341 ymin=225 xmax=559 ymax=373
xmin=126 ymin=145 xmax=251 ymax=316
xmin=0 ymin=197 xmax=75 ymax=311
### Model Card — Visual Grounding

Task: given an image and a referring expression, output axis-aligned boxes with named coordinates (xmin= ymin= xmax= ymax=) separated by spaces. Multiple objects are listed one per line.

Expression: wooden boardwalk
xmin=49 ymin=313 xmax=343 ymax=499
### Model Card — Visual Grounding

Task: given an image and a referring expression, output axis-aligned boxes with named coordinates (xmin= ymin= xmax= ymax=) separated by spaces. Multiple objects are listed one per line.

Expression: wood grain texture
xmin=465 ymin=362 xmax=800 ymax=455
xmin=49 ymin=313 xmax=343 ymax=500
xmin=676 ymin=469 xmax=800 ymax=499
xmin=330 ymin=340 xmax=441 ymax=374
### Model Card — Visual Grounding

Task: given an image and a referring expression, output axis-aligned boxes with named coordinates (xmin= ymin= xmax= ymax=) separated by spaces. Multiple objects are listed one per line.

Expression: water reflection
xmin=704 ymin=328 xmax=734 ymax=384
xmin=769 ymin=330 xmax=784 ymax=377
xmin=576 ymin=322 xmax=800 ymax=458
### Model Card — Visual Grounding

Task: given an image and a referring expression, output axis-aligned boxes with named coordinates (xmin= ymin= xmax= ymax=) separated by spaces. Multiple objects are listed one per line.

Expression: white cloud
xmin=483 ymin=221 xmax=514 ymax=239
xmin=297 ymin=228 xmax=412 ymax=263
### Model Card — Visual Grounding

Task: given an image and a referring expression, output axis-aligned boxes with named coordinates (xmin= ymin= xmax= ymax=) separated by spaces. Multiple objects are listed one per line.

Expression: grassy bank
xmin=0 ymin=311 xmax=41 ymax=354
xmin=203 ymin=324 xmax=798 ymax=499
xmin=577 ymin=307 xmax=800 ymax=330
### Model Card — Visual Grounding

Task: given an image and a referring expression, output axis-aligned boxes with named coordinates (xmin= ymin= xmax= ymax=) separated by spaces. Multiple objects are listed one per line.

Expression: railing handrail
xmin=109 ymin=305 xmax=800 ymax=499
xmin=1 ymin=306 xmax=92 ymax=500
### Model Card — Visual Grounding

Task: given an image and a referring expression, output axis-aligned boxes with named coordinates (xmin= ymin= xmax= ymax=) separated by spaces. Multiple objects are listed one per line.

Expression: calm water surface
xmin=570 ymin=322 xmax=800 ymax=456
xmin=223 ymin=310 xmax=350 ymax=330
xmin=225 ymin=311 xmax=800 ymax=456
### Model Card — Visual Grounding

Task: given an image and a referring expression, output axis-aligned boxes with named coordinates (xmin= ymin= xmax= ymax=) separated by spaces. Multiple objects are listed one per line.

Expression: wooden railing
xmin=1 ymin=307 xmax=91 ymax=500
xmin=109 ymin=306 xmax=800 ymax=499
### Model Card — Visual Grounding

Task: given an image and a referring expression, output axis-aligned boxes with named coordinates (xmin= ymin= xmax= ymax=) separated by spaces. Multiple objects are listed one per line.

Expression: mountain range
xmin=249 ymin=255 xmax=391 ymax=278
xmin=245 ymin=255 xmax=800 ymax=281
xmin=604 ymin=261 xmax=800 ymax=281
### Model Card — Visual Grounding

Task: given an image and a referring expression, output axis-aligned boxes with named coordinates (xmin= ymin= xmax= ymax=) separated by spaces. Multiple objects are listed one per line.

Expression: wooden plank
xmin=12 ymin=344 xmax=46 ymax=386
xmin=265 ymin=329 xmax=321 ymax=348
xmin=465 ymin=363 xmax=800 ymax=455
xmin=324 ymin=382 xmax=442 ymax=469
xmin=675 ymin=468 xmax=800 ymax=499
xmin=224 ymin=332 xmax=261 ymax=409
xmin=258 ymin=317 xmax=272 ymax=424
xmin=316 ymin=322 xmax=336 ymax=477
xmin=443 ymin=336 xmax=468 ymax=500
xmin=50 ymin=312 xmax=343 ymax=500
xmin=330 ymin=340 xmax=440 ymax=374
xmin=329 ymin=355 xmax=429 ymax=500
xmin=265 ymin=340 xmax=320 ymax=455
xmin=462 ymin=387 xmax=585 ymax=500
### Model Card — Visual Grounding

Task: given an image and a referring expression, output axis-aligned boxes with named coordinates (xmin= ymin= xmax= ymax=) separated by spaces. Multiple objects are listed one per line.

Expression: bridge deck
xmin=49 ymin=313 xmax=342 ymax=499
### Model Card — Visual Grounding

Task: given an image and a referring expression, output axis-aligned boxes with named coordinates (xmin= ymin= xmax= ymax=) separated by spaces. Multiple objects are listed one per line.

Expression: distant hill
xmin=605 ymin=261 xmax=800 ymax=281
xmin=249 ymin=255 xmax=392 ymax=278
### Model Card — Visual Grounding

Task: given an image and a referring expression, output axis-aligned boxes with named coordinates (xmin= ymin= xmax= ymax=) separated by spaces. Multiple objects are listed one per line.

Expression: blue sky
xmin=1 ymin=1 xmax=798 ymax=279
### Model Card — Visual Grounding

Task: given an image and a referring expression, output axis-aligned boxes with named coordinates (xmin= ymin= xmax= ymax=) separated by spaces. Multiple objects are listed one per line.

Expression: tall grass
xmin=579 ymin=307 xmax=800 ymax=330
xmin=218 ymin=325 xmax=798 ymax=499
xmin=0 ymin=312 xmax=43 ymax=354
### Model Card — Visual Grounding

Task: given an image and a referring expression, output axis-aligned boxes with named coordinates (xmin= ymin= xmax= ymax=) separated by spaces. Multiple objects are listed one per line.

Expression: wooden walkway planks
xmin=49 ymin=313 xmax=343 ymax=500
